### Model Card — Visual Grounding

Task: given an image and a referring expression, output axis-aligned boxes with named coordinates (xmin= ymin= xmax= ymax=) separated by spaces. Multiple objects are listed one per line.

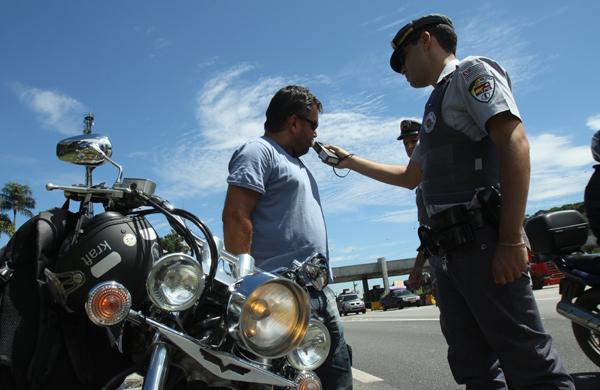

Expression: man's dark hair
xmin=405 ymin=23 xmax=457 ymax=54
xmin=264 ymin=85 xmax=322 ymax=133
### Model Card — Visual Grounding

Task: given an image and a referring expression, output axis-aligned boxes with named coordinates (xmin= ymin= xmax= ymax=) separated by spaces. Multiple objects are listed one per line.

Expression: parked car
xmin=336 ymin=293 xmax=366 ymax=316
xmin=380 ymin=289 xmax=421 ymax=310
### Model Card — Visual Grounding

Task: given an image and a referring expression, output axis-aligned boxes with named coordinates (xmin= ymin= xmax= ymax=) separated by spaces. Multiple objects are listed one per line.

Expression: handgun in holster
xmin=417 ymin=225 xmax=438 ymax=257
xmin=475 ymin=186 xmax=501 ymax=229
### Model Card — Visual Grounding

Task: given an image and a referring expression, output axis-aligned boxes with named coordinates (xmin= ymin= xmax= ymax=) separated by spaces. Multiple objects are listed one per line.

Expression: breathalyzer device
xmin=312 ymin=141 xmax=340 ymax=166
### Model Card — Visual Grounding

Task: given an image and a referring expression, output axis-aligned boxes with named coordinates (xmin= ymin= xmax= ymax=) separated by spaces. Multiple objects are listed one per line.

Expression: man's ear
xmin=287 ymin=114 xmax=300 ymax=135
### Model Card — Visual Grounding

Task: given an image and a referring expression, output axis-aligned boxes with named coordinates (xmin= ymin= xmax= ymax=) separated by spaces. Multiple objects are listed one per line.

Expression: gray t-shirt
xmin=227 ymin=136 xmax=329 ymax=272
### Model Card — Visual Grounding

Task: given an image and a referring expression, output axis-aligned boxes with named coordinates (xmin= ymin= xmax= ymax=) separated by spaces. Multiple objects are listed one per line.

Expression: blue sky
xmin=2 ymin=1 xmax=599 ymax=294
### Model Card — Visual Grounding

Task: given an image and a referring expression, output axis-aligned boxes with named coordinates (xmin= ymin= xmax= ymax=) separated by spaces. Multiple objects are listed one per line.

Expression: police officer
xmin=327 ymin=14 xmax=574 ymax=389
xmin=398 ymin=119 xmax=430 ymax=291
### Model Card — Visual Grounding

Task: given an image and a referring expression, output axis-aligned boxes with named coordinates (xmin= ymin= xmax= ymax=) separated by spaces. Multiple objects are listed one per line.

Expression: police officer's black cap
xmin=390 ymin=14 xmax=454 ymax=74
xmin=397 ymin=119 xmax=421 ymax=140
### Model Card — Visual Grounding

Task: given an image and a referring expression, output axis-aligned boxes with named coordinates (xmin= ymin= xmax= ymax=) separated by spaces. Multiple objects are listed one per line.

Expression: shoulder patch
xmin=461 ymin=61 xmax=496 ymax=103
xmin=460 ymin=62 xmax=486 ymax=84
xmin=423 ymin=111 xmax=436 ymax=133
xmin=468 ymin=75 xmax=495 ymax=103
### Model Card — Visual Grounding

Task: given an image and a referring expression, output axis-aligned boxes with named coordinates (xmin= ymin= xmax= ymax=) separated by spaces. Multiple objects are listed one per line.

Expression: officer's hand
xmin=407 ymin=266 xmax=423 ymax=290
xmin=324 ymin=144 xmax=353 ymax=169
xmin=492 ymin=245 xmax=528 ymax=284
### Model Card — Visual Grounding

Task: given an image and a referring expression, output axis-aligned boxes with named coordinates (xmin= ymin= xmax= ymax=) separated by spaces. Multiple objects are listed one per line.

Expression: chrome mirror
xmin=56 ymin=134 xmax=113 ymax=166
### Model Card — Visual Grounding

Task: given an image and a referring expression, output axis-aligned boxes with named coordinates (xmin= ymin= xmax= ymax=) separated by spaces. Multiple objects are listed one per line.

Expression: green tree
xmin=159 ymin=229 xmax=190 ymax=254
xmin=0 ymin=182 xmax=36 ymax=228
xmin=0 ymin=213 xmax=14 ymax=239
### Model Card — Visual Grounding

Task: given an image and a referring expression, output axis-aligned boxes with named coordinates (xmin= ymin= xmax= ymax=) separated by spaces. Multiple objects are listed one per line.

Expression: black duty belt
xmin=419 ymin=205 xmax=490 ymax=256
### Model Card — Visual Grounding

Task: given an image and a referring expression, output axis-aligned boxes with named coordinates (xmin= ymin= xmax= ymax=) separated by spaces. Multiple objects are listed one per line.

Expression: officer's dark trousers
xmin=308 ymin=286 xmax=353 ymax=390
xmin=432 ymin=225 xmax=574 ymax=390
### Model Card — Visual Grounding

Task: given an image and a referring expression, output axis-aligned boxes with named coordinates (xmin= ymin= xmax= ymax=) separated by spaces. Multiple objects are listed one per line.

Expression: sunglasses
xmin=297 ymin=115 xmax=319 ymax=131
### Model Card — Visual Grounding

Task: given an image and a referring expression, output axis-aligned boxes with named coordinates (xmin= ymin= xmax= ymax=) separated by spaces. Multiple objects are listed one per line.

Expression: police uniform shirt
xmin=411 ymin=56 xmax=522 ymax=165
xmin=411 ymin=56 xmax=522 ymax=216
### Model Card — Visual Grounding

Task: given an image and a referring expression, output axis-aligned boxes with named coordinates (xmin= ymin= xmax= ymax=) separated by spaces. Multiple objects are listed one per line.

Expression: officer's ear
xmin=420 ymin=30 xmax=433 ymax=49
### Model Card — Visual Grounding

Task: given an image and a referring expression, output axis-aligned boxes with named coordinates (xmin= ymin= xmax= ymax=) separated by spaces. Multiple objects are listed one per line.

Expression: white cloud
xmin=153 ymin=37 xmax=171 ymax=50
xmin=156 ymin=65 xmax=417 ymax=208
xmin=586 ymin=114 xmax=600 ymax=131
xmin=528 ymin=133 xmax=592 ymax=202
xmin=198 ymin=56 xmax=219 ymax=69
xmin=459 ymin=15 xmax=537 ymax=86
xmin=376 ymin=18 xmax=408 ymax=32
xmin=13 ymin=84 xmax=86 ymax=135
xmin=372 ymin=208 xmax=417 ymax=224
xmin=156 ymin=66 xmax=593 ymax=222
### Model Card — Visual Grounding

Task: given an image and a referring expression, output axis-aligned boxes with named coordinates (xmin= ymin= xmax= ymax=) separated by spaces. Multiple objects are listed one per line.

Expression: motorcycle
xmin=0 ymin=114 xmax=331 ymax=389
xmin=525 ymin=209 xmax=600 ymax=368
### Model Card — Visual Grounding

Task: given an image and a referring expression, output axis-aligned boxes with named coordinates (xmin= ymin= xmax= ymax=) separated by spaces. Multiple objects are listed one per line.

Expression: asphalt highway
xmin=341 ymin=285 xmax=600 ymax=389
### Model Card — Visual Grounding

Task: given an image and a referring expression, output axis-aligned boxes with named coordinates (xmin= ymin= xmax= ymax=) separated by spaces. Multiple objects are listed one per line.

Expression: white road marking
xmin=352 ymin=368 xmax=384 ymax=383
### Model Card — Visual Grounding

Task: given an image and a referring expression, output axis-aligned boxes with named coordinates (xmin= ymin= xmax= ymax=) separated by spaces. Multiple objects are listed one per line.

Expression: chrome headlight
xmin=287 ymin=319 xmax=331 ymax=371
xmin=146 ymin=253 xmax=205 ymax=311
xmin=228 ymin=273 xmax=310 ymax=358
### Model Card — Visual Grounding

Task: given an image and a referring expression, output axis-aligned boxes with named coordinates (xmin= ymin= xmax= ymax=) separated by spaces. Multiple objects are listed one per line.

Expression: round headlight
xmin=287 ymin=319 xmax=331 ymax=371
xmin=85 ymin=281 xmax=132 ymax=326
xmin=146 ymin=253 xmax=205 ymax=312
xmin=237 ymin=278 xmax=310 ymax=358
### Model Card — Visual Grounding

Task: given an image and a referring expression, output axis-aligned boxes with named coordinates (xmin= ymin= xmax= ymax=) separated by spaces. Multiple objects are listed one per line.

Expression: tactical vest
xmin=419 ymin=71 xmax=500 ymax=209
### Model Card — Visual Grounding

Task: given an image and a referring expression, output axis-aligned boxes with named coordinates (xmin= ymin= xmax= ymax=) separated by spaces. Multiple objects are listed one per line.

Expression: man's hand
xmin=324 ymin=144 xmax=353 ymax=169
xmin=492 ymin=245 xmax=528 ymax=284
xmin=406 ymin=250 xmax=427 ymax=290
xmin=407 ymin=266 xmax=423 ymax=290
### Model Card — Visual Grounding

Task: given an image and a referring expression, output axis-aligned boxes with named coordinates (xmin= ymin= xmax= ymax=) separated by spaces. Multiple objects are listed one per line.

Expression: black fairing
xmin=55 ymin=211 xmax=161 ymax=314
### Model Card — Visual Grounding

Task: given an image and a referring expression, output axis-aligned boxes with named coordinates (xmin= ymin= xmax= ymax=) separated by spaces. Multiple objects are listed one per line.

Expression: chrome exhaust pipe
xmin=557 ymin=301 xmax=600 ymax=333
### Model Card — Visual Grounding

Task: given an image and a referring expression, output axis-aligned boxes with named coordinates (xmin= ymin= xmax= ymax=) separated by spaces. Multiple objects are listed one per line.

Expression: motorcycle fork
xmin=143 ymin=333 xmax=170 ymax=390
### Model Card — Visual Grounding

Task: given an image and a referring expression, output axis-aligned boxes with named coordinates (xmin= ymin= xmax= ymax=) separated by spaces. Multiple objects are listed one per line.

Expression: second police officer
xmin=397 ymin=119 xmax=431 ymax=293
xmin=327 ymin=14 xmax=574 ymax=389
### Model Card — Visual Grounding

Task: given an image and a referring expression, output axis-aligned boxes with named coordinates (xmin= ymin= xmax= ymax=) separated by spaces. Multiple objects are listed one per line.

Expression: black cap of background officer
xmin=397 ymin=119 xmax=421 ymax=140
xmin=390 ymin=14 xmax=454 ymax=74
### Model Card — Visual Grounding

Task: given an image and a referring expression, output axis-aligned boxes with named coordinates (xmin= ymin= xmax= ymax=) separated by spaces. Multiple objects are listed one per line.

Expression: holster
xmin=418 ymin=186 xmax=501 ymax=254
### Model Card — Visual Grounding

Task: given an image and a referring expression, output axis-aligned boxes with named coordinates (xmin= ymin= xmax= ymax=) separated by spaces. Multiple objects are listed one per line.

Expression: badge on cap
xmin=469 ymin=75 xmax=495 ymax=103
xmin=423 ymin=111 xmax=436 ymax=133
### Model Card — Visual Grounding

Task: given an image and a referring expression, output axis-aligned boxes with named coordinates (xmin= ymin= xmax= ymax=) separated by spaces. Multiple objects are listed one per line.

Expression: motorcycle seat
xmin=565 ymin=253 xmax=600 ymax=275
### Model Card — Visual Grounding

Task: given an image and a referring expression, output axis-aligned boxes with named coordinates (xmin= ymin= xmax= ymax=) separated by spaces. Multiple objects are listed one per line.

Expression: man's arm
xmin=325 ymin=144 xmax=422 ymax=189
xmin=487 ymin=111 xmax=530 ymax=284
xmin=222 ymin=185 xmax=261 ymax=255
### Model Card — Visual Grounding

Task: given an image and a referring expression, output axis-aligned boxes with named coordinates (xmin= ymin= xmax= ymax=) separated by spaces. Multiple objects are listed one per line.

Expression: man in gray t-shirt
xmin=222 ymin=85 xmax=352 ymax=390
xmin=226 ymin=136 xmax=328 ymax=272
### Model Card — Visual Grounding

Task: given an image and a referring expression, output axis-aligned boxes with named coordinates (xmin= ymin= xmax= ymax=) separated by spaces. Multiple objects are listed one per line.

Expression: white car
xmin=336 ymin=293 xmax=366 ymax=316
